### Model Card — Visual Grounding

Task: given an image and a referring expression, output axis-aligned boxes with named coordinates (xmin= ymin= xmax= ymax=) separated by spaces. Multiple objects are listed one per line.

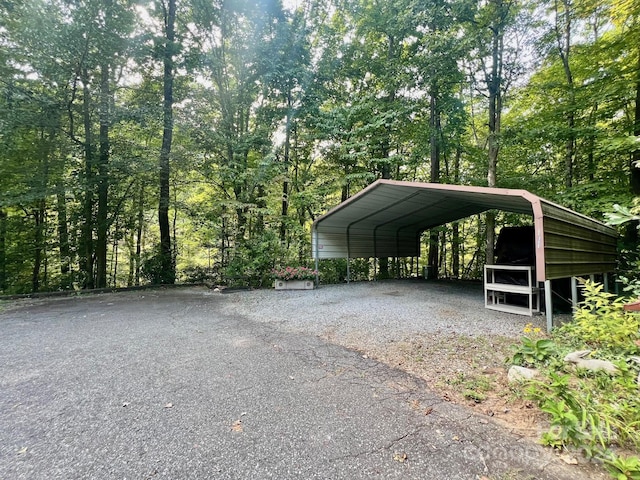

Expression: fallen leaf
xmin=393 ymin=451 xmax=408 ymax=463
xmin=231 ymin=420 xmax=243 ymax=432
xmin=164 ymin=403 xmax=173 ymax=409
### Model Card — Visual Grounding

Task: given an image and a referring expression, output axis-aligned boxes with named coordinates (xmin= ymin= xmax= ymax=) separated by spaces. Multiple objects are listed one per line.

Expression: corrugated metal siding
xmin=542 ymin=208 xmax=618 ymax=279
xmin=312 ymin=232 xmax=348 ymax=258
xmin=312 ymin=230 xmax=419 ymax=259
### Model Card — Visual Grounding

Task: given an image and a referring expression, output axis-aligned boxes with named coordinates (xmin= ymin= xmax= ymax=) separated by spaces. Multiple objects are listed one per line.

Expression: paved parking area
xmin=0 ymin=287 xmax=594 ymax=479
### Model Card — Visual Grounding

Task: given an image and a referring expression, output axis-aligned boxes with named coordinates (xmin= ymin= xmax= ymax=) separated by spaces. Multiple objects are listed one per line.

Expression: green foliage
xmin=606 ymin=204 xmax=640 ymax=228
xmin=509 ymin=282 xmax=640 ymax=476
xmin=510 ymin=336 xmax=557 ymax=366
xmin=556 ymin=280 xmax=640 ymax=354
xmin=1 ymin=0 xmax=639 ymax=296
xmin=603 ymin=453 xmax=640 ymax=480
xmin=317 ymin=259 xmax=371 ymax=284
xmin=141 ymin=247 xmax=176 ymax=285
xmin=225 ymin=231 xmax=285 ymax=288
xmin=181 ymin=266 xmax=219 ymax=285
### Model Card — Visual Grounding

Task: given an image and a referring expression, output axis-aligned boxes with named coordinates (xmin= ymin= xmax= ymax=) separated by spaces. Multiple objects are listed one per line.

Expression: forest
xmin=0 ymin=0 xmax=639 ymax=294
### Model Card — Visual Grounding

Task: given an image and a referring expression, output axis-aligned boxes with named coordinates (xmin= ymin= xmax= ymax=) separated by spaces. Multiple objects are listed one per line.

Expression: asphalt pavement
xmin=0 ymin=287 xmax=597 ymax=479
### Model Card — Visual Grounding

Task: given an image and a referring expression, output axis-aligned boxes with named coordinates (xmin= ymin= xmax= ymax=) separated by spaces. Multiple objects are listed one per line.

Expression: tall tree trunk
xmin=135 ymin=184 xmax=144 ymax=286
xmin=0 ymin=209 xmax=6 ymax=291
xmin=627 ymin=46 xmax=640 ymax=247
xmin=377 ymin=33 xmax=399 ymax=279
xmin=555 ymin=0 xmax=575 ymax=188
xmin=127 ymin=228 xmax=135 ymax=287
xmin=452 ymin=146 xmax=461 ymax=278
xmin=485 ymin=14 xmax=503 ymax=267
xmin=428 ymin=92 xmax=441 ymax=279
xmin=280 ymin=90 xmax=292 ymax=243
xmin=32 ymin=203 xmax=45 ymax=293
xmin=96 ymin=59 xmax=110 ymax=288
xmin=158 ymin=0 xmax=176 ymax=284
xmin=56 ymin=182 xmax=72 ymax=288
xmin=631 ymin=49 xmax=640 ymax=195
xmin=111 ymin=218 xmax=118 ymax=286
xmin=81 ymin=67 xmax=95 ymax=289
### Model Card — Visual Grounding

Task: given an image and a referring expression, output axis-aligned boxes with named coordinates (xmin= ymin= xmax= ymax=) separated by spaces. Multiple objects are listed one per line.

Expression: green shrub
xmin=510 ymin=336 xmax=557 ymax=367
xmin=508 ymin=281 xmax=640 ymax=477
xmin=555 ymin=280 xmax=640 ymax=355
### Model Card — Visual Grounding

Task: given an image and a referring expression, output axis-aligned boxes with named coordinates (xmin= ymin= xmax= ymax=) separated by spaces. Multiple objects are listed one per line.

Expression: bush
xmin=180 ymin=265 xmax=220 ymax=285
xmin=141 ymin=247 xmax=175 ymax=285
xmin=555 ymin=280 xmax=640 ymax=355
xmin=224 ymin=231 xmax=285 ymax=287
xmin=317 ymin=258 xmax=371 ymax=284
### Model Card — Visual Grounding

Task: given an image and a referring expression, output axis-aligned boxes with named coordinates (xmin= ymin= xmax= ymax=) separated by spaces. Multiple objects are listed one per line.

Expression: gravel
xmin=219 ymin=279 xmax=547 ymax=342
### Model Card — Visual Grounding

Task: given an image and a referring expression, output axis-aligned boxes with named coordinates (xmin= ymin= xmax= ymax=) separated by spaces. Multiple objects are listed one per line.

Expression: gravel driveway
xmin=220 ymin=279 xmax=546 ymax=341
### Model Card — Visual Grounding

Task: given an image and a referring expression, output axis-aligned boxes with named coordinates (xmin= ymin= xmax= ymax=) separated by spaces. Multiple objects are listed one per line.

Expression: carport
xmin=311 ymin=179 xmax=619 ymax=331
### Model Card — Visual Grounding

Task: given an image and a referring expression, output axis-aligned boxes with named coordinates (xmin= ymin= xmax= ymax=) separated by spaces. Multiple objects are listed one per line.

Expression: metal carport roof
xmin=311 ymin=179 xmax=618 ymax=283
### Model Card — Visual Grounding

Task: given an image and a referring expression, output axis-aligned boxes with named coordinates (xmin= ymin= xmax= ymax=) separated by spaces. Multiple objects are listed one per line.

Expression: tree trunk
xmin=556 ymin=0 xmax=575 ymax=189
xmin=452 ymin=146 xmax=461 ymax=278
xmin=280 ymin=90 xmax=292 ymax=243
xmin=0 ymin=209 xmax=6 ymax=291
xmin=32 ymin=203 xmax=45 ymax=293
xmin=158 ymin=0 xmax=176 ymax=284
xmin=428 ymin=92 xmax=441 ymax=279
xmin=111 ymin=218 xmax=119 ymax=286
xmin=631 ymin=49 xmax=640 ymax=195
xmin=56 ymin=183 xmax=72 ymax=289
xmin=81 ymin=67 xmax=95 ymax=289
xmin=485 ymin=12 xmax=502 ymax=267
xmin=127 ymin=228 xmax=135 ymax=287
xmin=96 ymin=59 xmax=110 ymax=288
xmin=135 ymin=184 xmax=144 ymax=286
xmin=627 ymin=46 xmax=640 ymax=245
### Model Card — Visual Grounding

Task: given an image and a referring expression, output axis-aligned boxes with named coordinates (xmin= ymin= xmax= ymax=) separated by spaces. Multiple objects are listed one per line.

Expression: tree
xmin=465 ymin=0 xmax=524 ymax=264
xmin=158 ymin=0 xmax=177 ymax=284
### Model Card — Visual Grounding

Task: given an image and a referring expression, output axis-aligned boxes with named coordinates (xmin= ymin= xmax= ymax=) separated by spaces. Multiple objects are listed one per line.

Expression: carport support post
xmin=314 ymin=226 xmax=320 ymax=287
xmin=346 ymin=257 xmax=350 ymax=283
xmin=571 ymin=277 xmax=578 ymax=311
xmin=545 ymin=280 xmax=553 ymax=333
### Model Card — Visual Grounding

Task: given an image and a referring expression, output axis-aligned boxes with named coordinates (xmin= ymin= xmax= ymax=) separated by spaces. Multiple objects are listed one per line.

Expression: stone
xmin=507 ymin=365 xmax=539 ymax=383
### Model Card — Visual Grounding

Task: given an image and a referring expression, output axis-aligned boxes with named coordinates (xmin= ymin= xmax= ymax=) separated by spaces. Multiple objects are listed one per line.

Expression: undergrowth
xmin=509 ymin=280 xmax=640 ymax=480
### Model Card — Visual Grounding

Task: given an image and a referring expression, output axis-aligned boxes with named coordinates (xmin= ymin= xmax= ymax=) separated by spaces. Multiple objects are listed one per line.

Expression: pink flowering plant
xmin=272 ymin=266 xmax=318 ymax=281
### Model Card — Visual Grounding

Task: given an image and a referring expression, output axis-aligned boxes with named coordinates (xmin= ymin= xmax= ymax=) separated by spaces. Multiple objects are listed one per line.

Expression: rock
xmin=507 ymin=365 xmax=539 ymax=383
